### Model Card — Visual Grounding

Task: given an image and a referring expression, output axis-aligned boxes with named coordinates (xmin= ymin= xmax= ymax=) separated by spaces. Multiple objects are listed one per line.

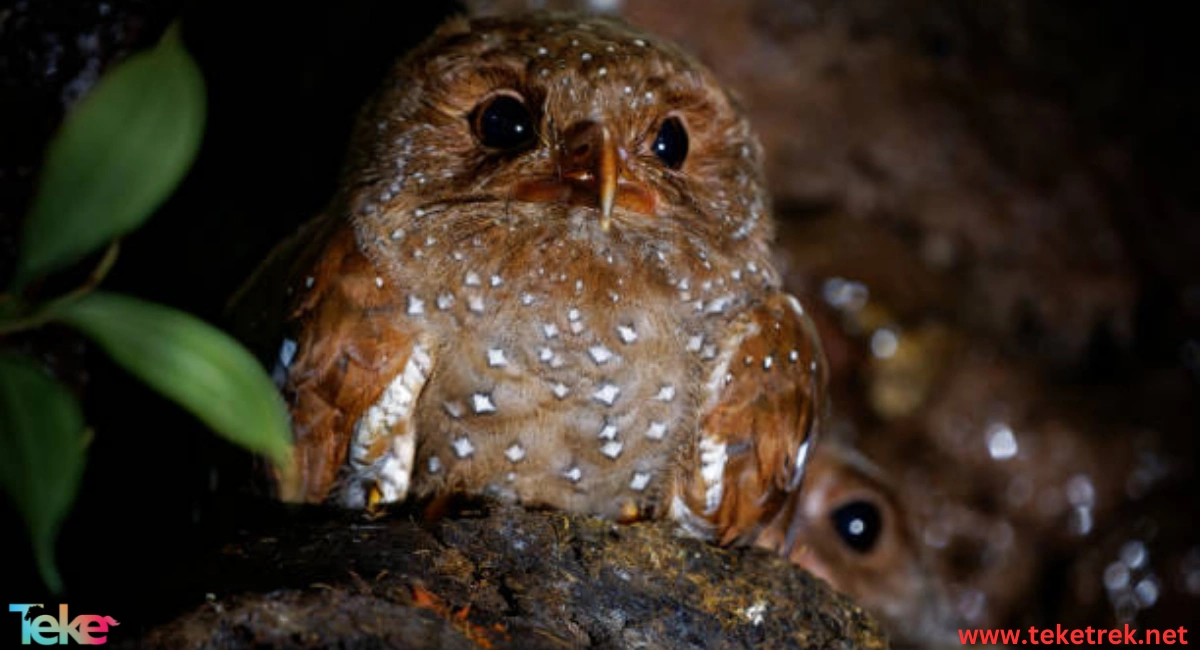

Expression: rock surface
xmin=132 ymin=501 xmax=886 ymax=649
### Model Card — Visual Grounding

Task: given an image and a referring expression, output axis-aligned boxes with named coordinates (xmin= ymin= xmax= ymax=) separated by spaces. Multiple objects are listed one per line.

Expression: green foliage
xmin=54 ymin=293 xmax=293 ymax=470
xmin=0 ymin=356 xmax=88 ymax=595
xmin=0 ymin=22 xmax=293 ymax=593
xmin=12 ymin=24 xmax=207 ymax=289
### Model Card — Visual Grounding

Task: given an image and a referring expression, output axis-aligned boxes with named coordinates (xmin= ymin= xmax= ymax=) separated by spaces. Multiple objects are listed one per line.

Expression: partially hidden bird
xmin=233 ymin=10 xmax=827 ymax=547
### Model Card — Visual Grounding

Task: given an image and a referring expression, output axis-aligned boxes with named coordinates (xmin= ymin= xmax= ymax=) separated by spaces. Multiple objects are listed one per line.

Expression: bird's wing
xmin=673 ymin=292 xmax=827 ymax=546
xmin=233 ymin=218 xmax=430 ymax=506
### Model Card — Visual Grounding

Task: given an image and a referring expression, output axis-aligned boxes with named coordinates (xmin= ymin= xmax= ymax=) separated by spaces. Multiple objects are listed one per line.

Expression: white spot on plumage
xmin=617 ymin=324 xmax=638 ymax=344
xmin=551 ymin=382 xmax=570 ymax=399
xmin=599 ymin=422 xmax=618 ymax=440
xmin=600 ymin=440 xmax=624 ymax=459
xmin=490 ymin=274 xmax=502 ymax=287
xmin=427 ymin=456 xmax=442 ymax=474
xmin=453 ymin=437 xmax=476 ymax=459
xmin=542 ymin=323 xmax=560 ymax=339
xmin=486 ymin=348 xmax=508 ymax=368
xmin=789 ymin=349 xmax=800 ymax=363
xmin=763 ymin=355 xmax=774 ymax=370
xmin=654 ymin=385 xmax=676 ymax=402
xmin=588 ymin=345 xmax=614 ymax=365
xmin=630 ymin=472 xmax=651 ymax=491
xmin=686 ymin=334 xmax=703 ymax=352
xmin=407 ymin=295 xmax=425 ymax=315
xmin=705 ymin=296 xmax=733 ymax=314
xmin=790 ymin=440 xmax=812 ymax=490
xmin=645 ymin=421 xmax=667 ymax=440
xmin=593 ymin=382 xmax=620 ymax=406
xmin=305 ymin=276 xmax=315 ymax=289
xmin=465 ymin=271 xmax=481 ymax=286
xmin=377 ymin=451 xmax=409 ymax=503
xmin=564 ymin=466 xmax=583 ymax=483
xmin=669 ymin=495 xmax=713 ymax=539
xmin=472 ymin=393 xmax=496 ymax=414
xmin=278 ymin=338 xmax=297 ymax=369
xmin=468 ymin=295 xmax=485 ymax=313
xmin=443 ymin=401 xmax=464 ymax=418
xmin=699 ymin=436 xmax=728 ymax=514
xmin=505 ymin=444 xmax=526 ymax=463
xmin=436 ymin=292 xmax=454 ymax=310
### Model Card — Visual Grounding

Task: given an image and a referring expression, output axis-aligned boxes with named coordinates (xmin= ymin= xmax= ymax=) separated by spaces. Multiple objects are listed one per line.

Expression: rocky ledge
xmin=131 ymin=500 xmax=886 ymax=649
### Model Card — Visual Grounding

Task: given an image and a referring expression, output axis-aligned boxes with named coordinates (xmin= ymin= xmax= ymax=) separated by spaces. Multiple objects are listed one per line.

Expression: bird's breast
xmin=355 ymin=210 xmax=773 ymax=518
xmin=408 ymin=271 xmax=702 ymax=520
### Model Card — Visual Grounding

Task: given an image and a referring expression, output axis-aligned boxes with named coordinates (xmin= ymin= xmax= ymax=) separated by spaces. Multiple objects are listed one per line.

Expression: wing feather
xmin=677 ymin=292 xmax=827 ymax=545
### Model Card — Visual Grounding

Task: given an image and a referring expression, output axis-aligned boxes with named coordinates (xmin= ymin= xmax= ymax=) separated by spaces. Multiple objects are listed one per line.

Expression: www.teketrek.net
xmin=958 ymin=624 xmax=1188 ymax=645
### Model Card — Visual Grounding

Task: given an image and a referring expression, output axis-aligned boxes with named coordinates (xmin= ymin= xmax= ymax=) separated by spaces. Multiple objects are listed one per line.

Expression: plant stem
xmin=0 ymin=241 xmax=121 ymax=336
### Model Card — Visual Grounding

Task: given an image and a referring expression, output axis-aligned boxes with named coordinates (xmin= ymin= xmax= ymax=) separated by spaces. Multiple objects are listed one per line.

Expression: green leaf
xmin=13 ymin=23 xmax=207 ymax=288
xmin=53 ymin=292 xmax=293 ymax=474
xmin=0 ymin=355 xmax=88 ymax=594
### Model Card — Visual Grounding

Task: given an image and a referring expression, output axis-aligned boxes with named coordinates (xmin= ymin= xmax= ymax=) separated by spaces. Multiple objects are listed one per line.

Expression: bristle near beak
xmin=513 ymin=119 xmax=657 ymax=226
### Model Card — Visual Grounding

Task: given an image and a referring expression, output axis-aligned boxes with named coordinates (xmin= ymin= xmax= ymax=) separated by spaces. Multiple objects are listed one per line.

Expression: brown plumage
xmin=233 ymin=11 xmax=826 ymax=546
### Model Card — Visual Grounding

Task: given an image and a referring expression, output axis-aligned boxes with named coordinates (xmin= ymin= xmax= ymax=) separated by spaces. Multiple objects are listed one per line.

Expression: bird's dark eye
xmin=831 ymin=500 xmax=883 ymax=554
xmin=471 ymin=93 xmax=536 ymax=150
xmin=652 ymin=115 xmax=688 ymax=169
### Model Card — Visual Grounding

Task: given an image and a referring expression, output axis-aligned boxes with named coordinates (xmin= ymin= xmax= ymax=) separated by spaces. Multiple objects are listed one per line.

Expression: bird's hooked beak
xmin=562 ymin=121 xmax=619 ymax=232
xmin=513 ymin=120 xmax=656 ymax=232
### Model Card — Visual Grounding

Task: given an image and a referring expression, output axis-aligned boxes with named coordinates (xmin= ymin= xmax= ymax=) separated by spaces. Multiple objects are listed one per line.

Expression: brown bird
xmin=233 ymin=11 xmax=826 ymax=546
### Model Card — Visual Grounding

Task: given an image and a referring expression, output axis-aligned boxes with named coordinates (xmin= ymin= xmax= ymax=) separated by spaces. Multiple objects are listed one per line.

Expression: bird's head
xmin=341 ymin=11 xmax=772 ymax=270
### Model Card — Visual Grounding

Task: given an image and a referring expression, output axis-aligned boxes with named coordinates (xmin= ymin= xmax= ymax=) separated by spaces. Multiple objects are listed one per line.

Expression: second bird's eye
xmin=831 ymin=500 xmax=883 ymax=554
xmin=652 ymin=115 xmax=688 ymax=169
xmin=472 ymin=93 xmax=536 ymax=150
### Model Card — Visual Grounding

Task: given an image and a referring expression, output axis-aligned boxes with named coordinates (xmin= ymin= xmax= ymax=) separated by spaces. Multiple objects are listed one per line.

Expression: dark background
xmin=1 ymin=0 xmax=1196 ymax=637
